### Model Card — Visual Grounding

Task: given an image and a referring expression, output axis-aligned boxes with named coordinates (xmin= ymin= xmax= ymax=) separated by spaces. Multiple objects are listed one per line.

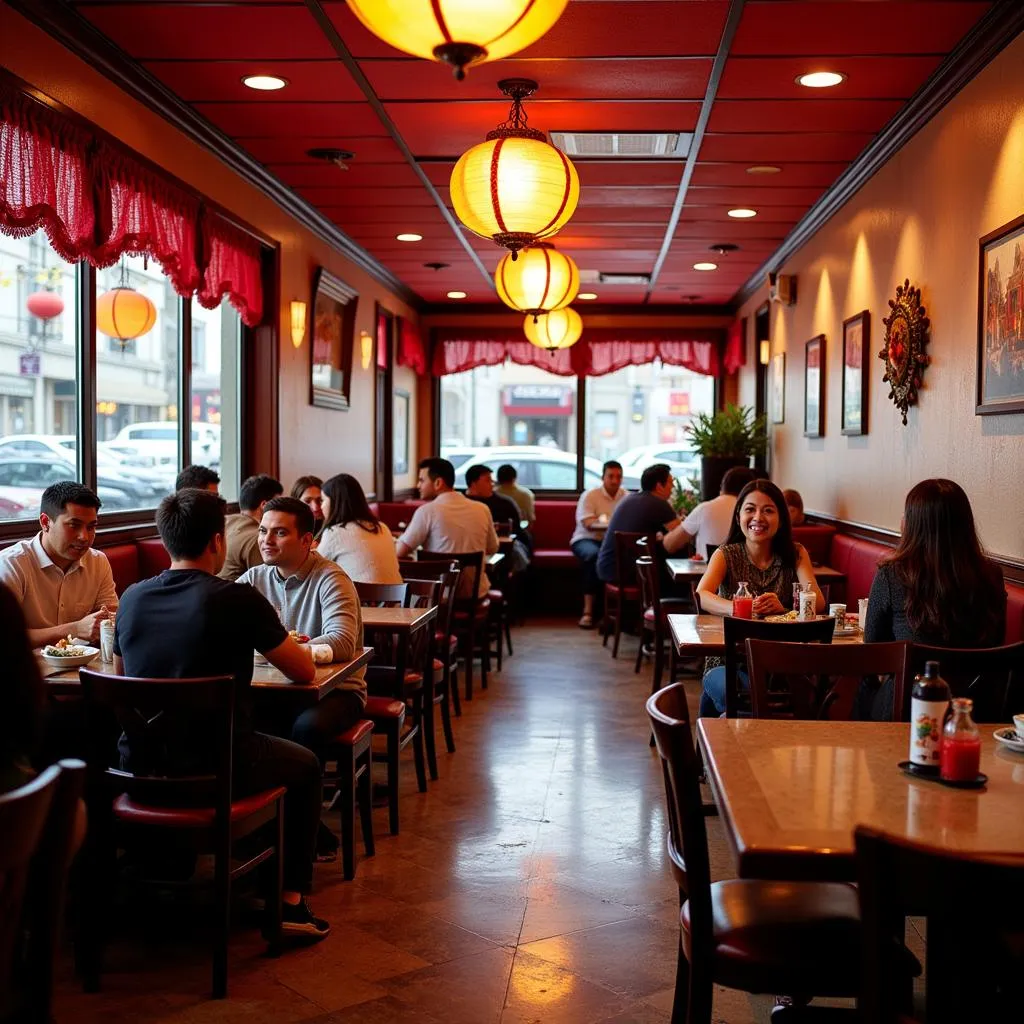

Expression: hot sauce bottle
xmin=940 ymin=697 xmax=981 ymax=783
xmin=908 ymin=661 xmax=950 ymax=772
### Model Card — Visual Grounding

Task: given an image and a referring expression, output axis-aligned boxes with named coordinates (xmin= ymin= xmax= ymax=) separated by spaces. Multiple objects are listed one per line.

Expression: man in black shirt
xmin=465 ymin=464 xmax=530 ymax=570
xmin=115 ymin=488 xmax=330 ymax=939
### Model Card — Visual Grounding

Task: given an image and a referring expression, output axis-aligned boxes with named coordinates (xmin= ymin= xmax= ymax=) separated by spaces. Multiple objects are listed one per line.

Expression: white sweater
xmin=317 ymin=521 xmax=404 ymax=585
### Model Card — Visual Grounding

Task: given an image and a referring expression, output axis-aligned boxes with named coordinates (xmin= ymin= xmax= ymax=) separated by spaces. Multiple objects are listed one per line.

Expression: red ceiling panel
xmin=141 ymin=60 xmax=363 ymax=103
xmin=268 ymin=163 xmax=422 ymax=189
xmin=700 ymin=132 xmax=876 ymax=163
xmin=564 ymin=207 xmax=676 ymax=225
xmin=242 ymin=136 xmax=407 ymax=164
xmin=709 ymin=99 xmax=904 ymax=134
xmin=295 ymin=186 xmax=439 ymax=208
xmin=690 ymin=162 xmax=848 ymax=188
xmin=322 ymin=205 xmax=452 ymax=226
xmin=686 ymin=185 xmax=826 ymax=207
xmin=192 ymin=102 xmax=384 ymax=138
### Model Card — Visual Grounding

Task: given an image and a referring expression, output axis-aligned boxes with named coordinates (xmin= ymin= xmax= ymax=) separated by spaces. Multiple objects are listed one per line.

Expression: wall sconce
xmin=290 ymin=301 xmax=306 ymax=349
xmin=360 ymin=330 xmax=373 ymax=370
xmin=759 ymin=339 xmax=770 ymax=366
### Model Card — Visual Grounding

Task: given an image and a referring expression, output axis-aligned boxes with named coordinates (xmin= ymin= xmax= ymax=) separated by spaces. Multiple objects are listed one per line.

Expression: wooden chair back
xmin=705 ymin=544 xmax=718 ymax=560
xmin=637 ymin=535 xmax=657 ymax=561
xmin=646 ymin=685 xmax=713 ymax=943
xmin=636 ymin=555 xmax=660 ymax=614
xmin=355 ymin=581 xmax=408 ymax=607
xmin=399 ymin=560 xmax=461 ymax=640
xmin=613 ymin=531 xmax=645 ymax=588
xmin=855 ymin=824 xmax=1024 ymax=1023
xmin=895 ymin=641 xmax=1024 ymax=723
xmin=422 ymin=549 xmax=483 ymax=604
xmin=494 ymin=520 xmax=513 ymax=538
xmin=690 ymin=584 xmax=702 ymax=613
xmin=745 ymin=639 xmax=908 ymax=720
xmin=403 ymin=578 xmax=441 ymax=666
xmin=722 ymin=616 xmax=835 ymax=718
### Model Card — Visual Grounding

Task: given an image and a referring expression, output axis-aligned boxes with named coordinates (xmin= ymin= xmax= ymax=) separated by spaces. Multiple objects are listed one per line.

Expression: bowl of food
xmin=289 ymin=630 xmax=311 ymax=644
xmin=41 ymin=636 xmax=99 ymax=668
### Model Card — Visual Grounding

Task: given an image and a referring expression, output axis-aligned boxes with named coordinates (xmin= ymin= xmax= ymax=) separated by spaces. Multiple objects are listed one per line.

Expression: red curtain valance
xmin=397 ymin=316 xmax=427 ymax=374
xmin=432 ymin=327 xmax=722 ymax=377
xmin=723 ymin=319 xmax=745 ymax=374
xmin=0 ymin=82 xmax=264 ymax=325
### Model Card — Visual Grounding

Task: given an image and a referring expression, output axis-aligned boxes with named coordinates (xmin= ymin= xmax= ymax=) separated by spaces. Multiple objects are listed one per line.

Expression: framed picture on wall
xmin=770 ymin=352 xmax=785 ymax=424
xmin=977 ymin=213 xmax=1024 ymax=415
xmin=804 ymin=335 xmax=825 ymax=438
xmin=310 ymin=268 xmax=358 ymax=411
xmin=841 ymin=311 xmax=870 ymax=435
xmin=393 ymin=388 xmax=409 ymax=476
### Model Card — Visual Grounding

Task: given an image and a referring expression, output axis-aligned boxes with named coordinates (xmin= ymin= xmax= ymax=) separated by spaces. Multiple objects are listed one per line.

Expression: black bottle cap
xmin=923 ymin=660 xmax=940 ymax=678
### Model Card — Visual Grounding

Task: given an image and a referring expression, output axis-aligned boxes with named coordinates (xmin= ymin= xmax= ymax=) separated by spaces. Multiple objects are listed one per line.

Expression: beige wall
xmin=0 ymin=6 xmax=419 ymax=496
xmin=736 ymin=31 xmax=1024 ymax=561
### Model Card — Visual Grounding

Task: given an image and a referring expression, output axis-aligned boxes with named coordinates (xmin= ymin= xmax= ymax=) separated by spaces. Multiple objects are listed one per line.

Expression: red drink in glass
xmin=940 ymin=735 xmax=981 ymax=782
xmin=732 ymin=596 xmax=753 ymax=619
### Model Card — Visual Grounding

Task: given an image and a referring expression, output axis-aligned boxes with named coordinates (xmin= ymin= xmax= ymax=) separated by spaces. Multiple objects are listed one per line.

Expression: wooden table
xmin=666 ymin=558 xmax=846 ymax=586
xmin=668 ymin=613 xmax=863 ymax=658
xmin=361 ymin=605 xmax=437 ymax=636
xmin=42 ymin=646 xmax=375 ymax=703
xmin=698 ymin=718 xmax=1024 ymax=882
xmin=487 ymin=551 xmax=505 ymax=567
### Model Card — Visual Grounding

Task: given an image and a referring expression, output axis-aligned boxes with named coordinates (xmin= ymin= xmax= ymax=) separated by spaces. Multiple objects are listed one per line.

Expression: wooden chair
xmin=354 ymin=581 xmax=408 ymax=607
xmin=0 ymin=759 xmax=84 ymax=1023
xmin=403 ymin=577 xmax=450 ymax=781
xmin=721 ymin=616 xmax=835 ymax=718
xmin=77 ymin=670 xmax=284 ymax=999
xmin=646 ymin=683 xmax=892 ymax=1024
xmin=745 ymin=639 xmax=908 ymax=721
xmin=602 ymin=530 xmax=644 ymax=658
xmin=895 ymin=641 xmax=1024 ymax=723
xmin=635 ymin=556 xmax=686 ymax=693
xmin=323 ymin=721 xmax=374 ymax=881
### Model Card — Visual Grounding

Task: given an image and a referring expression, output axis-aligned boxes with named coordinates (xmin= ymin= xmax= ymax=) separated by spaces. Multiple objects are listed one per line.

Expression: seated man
xmin=175 ymin=464 xmax=221 ymax=493
xmin=0 ymin=481 xmax=117 ymax=646
xmin=396 ymin=457 xmax=498 ymax=598
xmin=662 ymin=466 xmax=756 ymax=560
xmin=115 ymin=489 xmax=329 ymax=938
xmin=494 ymin=463 xmax=535 ymax=529
xmin=571 ymin=461 xmax=625 ymax=629
xmin=219 ymin=473 xmax=282 ymax=581
xmin=597 ymin=463 xmax=680 ymax=584
xmin=464 ymin=463 xmax=530 ymax=572
xmin=784 ymin=488 xmax=806 ymax=527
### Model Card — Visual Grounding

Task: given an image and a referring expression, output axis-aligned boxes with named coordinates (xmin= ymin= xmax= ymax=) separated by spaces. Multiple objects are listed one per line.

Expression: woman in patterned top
xmin=695 ymin=479 xmax=824 ymax=717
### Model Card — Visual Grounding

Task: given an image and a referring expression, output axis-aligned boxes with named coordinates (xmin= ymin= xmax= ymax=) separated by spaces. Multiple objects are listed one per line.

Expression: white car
xmin=617 ymin=444 xmax=701 ymax=490
xmin=113 ymin=421 xmax=219 ymax=469
xmin=450 ymin=446 xmax=604 ymax=491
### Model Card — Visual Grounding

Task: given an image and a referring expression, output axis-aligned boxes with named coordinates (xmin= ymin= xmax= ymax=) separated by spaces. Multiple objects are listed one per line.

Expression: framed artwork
xmin=842 ymin=311 xmax=870 ymax=435
xmin=393 ymin=388 xmax=410 ymax=476
xmin=770 ymin=352 xmax=785 ymax=424
xmin=804 ymin=335 xmax=825 ymax=438
xmin=977 ymin=213 xmax=1024 ymax=415
xmin=310 ymin=268 xmax=358 ymax=411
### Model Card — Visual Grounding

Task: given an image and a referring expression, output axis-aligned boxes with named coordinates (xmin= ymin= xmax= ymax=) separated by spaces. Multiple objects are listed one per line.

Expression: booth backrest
xmin=103 ymin=543 xmax=140 ymax=596
xmin=371 ymin=500 xmax=424 ymax=533
xmin=828 ymin=534 xmax=892 ymax=606
xmin=532 ymin=500 xmax=578 ymax=551
xmin=1005 ymin=585 xmax=1024 ymax=644
xmin=137 ymin=537 xmax=171 ymax=578
xmin=791 ymin=525 xmax=836 ymax=566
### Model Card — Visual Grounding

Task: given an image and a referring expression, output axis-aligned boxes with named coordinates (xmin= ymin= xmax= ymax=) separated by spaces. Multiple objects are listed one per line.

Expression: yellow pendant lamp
xmin=524 ymin=307 xmax=582 ymax=352
xmin=450 ymin=79 xmax=579 ymax=259
xmin=346 ymin=1 xmax=569 ymax=80
xmin=495 ymin=243 xmax=579 ymax=318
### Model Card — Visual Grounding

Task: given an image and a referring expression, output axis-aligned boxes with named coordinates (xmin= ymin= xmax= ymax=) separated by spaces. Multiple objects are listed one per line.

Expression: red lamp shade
xmin=26 ymin=291 xmax=65 ymax=320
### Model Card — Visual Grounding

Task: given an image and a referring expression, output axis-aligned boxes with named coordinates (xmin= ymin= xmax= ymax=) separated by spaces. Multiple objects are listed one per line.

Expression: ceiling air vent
xmin=549 ymin=132 xmax=691 ymax=159
xmin=596 ymin=272 xmax=651 ymax=286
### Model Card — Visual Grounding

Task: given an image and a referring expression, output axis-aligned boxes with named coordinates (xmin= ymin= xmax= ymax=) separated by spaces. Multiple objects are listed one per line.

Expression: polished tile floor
xmin=54 ymin=621 xmax=883 ymax=1023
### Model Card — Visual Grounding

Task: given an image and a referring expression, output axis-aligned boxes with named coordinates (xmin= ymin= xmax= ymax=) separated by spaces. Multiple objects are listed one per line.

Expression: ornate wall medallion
xmin=879 ymin=279 xmax=930 ymax=424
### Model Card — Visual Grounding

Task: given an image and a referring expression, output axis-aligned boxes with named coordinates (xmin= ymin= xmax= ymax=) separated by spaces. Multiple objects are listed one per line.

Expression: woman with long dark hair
xmin=0 ymin=586 xmax=45 ymax=793
xmin=696 ymin=479 xmax=824 ymax=717
xmin=317 ymin=473 xmax=403 ymax=584
xmin=290 ymin=475 xmax=324 ymax=530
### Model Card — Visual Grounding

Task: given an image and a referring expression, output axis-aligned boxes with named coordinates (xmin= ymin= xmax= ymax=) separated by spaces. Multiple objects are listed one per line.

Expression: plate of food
xmin=992 ymin=727 xmax=1024 ymax=754
xmin=40 ymin=636 xmax=99 ymax=668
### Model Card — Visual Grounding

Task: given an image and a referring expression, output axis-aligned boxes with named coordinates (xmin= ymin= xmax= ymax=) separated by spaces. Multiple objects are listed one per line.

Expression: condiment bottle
xmin=908 ymin=661 xmax=950 ymax=771
xmin=940 ymin=697 xmax=981 ymax=782
xmin=732 ymin=582 xmax=753 ymax=619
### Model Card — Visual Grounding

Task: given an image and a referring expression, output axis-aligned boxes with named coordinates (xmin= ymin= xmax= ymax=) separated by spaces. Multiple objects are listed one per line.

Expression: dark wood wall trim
xmin=7 ymin=0 xmax=421 ymax=309
xmin=732 ymin=2 xmax=1024 ymax=308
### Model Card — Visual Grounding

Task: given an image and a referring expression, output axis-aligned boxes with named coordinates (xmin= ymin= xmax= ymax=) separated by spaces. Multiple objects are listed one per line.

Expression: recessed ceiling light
xmin=447 ymin=290 xmax=467 ymax=299
xmin=727 ymin=208 xmax=757 ymax=219
xmin=796 ymin=71 xmax=846 ymax=89
xmin=242 ymin=74 xmax=288 ymax=91
xmin=396 ymin=233 xmax=423 ymax=242
xmin=693 ymin=262 xmax=718 ymax=272
xmin=578 ymin=292 xmax=598 ymax=300
xmin=747 ymin=165 xmax=782 ymax=175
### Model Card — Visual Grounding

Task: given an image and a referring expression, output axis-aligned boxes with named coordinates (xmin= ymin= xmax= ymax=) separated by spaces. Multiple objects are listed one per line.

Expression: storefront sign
xmin=18 ymin=352 xmax=40 ymax=377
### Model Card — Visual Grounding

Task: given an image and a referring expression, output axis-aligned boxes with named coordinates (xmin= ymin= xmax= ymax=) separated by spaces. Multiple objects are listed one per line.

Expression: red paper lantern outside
xmin=26 ymin=291 xmax=65 ymax=320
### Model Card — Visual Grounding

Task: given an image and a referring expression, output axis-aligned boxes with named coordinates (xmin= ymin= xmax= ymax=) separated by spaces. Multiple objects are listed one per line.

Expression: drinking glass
xmin=858 ymin=598 xmax=869 ymax=624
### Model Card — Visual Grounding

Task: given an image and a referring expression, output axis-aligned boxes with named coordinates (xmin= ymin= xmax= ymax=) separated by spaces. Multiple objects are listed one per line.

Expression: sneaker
xmin=578 ymin=614 xmax=594 ymax=629
xmin=281 ymin=898 xmax=331 ymax=940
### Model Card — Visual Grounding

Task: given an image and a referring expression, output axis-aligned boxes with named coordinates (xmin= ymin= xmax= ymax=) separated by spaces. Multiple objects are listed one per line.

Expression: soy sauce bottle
xmin=908 ymin=661 xmax=950 ymax=772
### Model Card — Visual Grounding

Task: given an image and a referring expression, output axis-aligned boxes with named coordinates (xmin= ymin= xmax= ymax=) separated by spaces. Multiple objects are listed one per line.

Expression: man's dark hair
xmin=640 ymin=463 xmax=672 ymax=492
xmin=238 ymin=473 xmax=282 ymax=512
xmin=262 ymin=495 xmax=315 ymax=538
xmin=721 ymin=466 xmax=757 ymax=497
xmin=41 ymin=481 xmax=101 ymax=519
xmin=175 ymin=464 xmax=220 ymax=492
xmin=602 ymin=460 xmax=623 ymax=475
xmin=496 ymin=464 xmax=517 ymax=484
xmin=464 ymin=464 xmax=492 ymax=488
xmin=156 ymin=489 xmax=227 ymax=560
xmin=418 ymin=457 xmax=455 ymax=489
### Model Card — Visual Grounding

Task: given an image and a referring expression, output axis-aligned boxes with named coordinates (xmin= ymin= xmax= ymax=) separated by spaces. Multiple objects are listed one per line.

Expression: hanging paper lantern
xmin=495 ymin=243 xmax=579 ymax=318
xmin=450 ymin=79 xmax=579 ymax=258
xmin=26 ymin=291 xmax=64 ymax=320
xmin=346 ymin=1 xmax=569 ymax=80
xmin=524 ymin=307 xmax=582 ymax=352
xmin=96 ymin=287 xmax=157 ymax=343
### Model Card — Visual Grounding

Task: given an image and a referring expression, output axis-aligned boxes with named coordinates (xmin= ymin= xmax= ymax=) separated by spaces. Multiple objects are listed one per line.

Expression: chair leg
xmin=612 ymin=601 xmax=624 ymax=658
xmin=450 ymin=661 xmax=462 ymax=717
xmin=357 ymin=750 xmax=375 ymax=858
xmin=653 ymin=632 xmax=665 ymax=693
xmin=386 ymin=721 xmax=401 ymax=835
xmin=671 ymin=934 xmax=691 ymax=1024
xmin=602 ymin=594 xmax=612 ymax=647
xmin=440 ymin=688 xmax=456 ymax=754
xmin=463 ymin=626 xmax=475 ymax=700
xmin=423 ymin=688 xmax=439 ymax=782
xmin=635 ymin=623 xmax=649 ymax=673
xmin=212 ymin=837 xmax=231 ymax=998
xmin=411 ymin=714 xmax=428 ymax=794
xmin=504 ymin=616 xmax=513 ymax=657
xmin=495 ymin=614 xmax=503 ymax=671
xmin=339 ymin=748 xmax=356 ymax=881
xmin=479 ymin=625 xmax=489 ymax=689
xmin=264 ymin=800 xmax=284 ymax=956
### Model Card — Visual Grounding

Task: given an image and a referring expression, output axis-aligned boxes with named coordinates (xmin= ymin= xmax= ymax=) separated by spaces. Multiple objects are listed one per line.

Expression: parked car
xmin=0 ymin=455 xmax=134 ymax=511
xmin=616 ymin=443 xmax=701 ymax=491
xmin=450 ymin=446 xmax=604 ymax=491
xmin=112 ymin=420 xmax=219 ymax=469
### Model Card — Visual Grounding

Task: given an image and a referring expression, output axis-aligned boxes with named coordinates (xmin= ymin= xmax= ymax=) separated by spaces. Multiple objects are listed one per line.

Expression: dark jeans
xmin=571 ymin=538 xmax=603 ymax=596
xmin=699 ymin=666 xmax=749 ymax=718
xmin=291 ymin=689 xmax=365 ymax=769
xmin=234 ymin=730 xmax=322 ymax=894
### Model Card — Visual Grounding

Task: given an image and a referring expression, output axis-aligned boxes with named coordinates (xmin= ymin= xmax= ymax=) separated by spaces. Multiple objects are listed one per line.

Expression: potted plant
xmin=686 ymin=404 xmax=767 ymax=500
xmin=670 ymin=475 xmax=700 ymax=519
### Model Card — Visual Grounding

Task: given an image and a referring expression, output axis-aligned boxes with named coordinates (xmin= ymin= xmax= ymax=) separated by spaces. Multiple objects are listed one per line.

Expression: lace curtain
xmin=197 ymin=210 xmax=263 ymax=327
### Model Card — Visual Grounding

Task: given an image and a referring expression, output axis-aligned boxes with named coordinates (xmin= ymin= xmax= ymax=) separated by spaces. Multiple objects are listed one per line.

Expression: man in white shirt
xmin=396 ymin=458 xmax=498 ymax=598
xmin=570 ymin=460 xmax=626 ymax=628
xmin=662 ymin=466 xmax=757 ymax=560
xmin=0 ymin=480 xmax=117 ymax=646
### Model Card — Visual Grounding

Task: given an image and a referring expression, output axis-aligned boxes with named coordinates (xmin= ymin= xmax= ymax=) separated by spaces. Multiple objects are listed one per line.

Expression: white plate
xmin=993 ymin=727 xmax=1024 ymax=753
xmin=832 ymin=624 xmax=860 ymax=637
xmin=40 ymin=646 xmax=99 ymax=669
